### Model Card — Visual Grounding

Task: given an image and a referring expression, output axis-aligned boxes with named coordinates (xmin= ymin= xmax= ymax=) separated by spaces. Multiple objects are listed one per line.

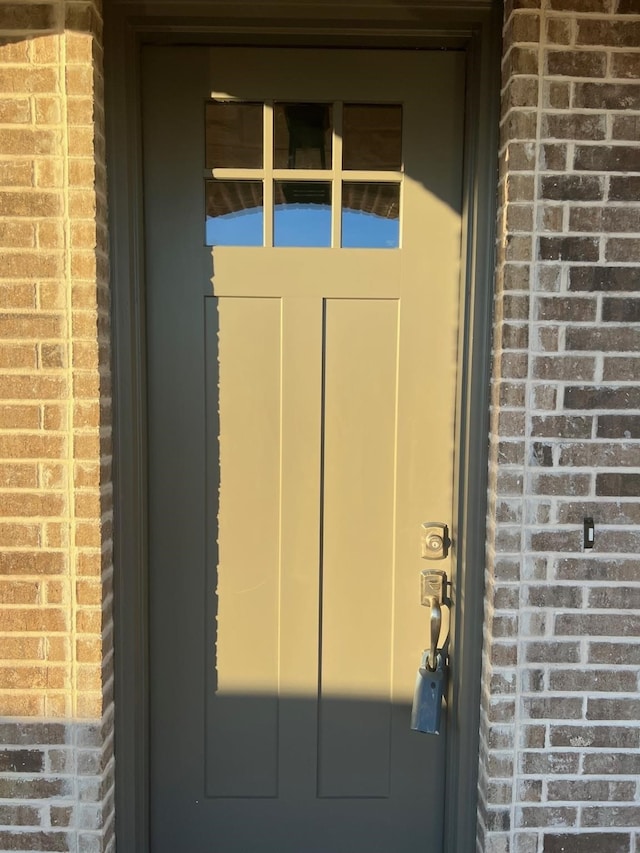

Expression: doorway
xmin=143 ymin=45 xmax=462 ymax=852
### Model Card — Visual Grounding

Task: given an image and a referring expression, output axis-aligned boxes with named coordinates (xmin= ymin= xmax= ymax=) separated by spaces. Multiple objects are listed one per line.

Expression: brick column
xmin=0 ymin=2 xmax=113 ymax=851
xmin=479 ymin=2 xmax=640 ymax=852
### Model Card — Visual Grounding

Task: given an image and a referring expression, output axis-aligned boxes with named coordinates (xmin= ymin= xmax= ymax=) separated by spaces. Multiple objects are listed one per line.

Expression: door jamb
xmin=105 ymin=4 xmax=501 ymax=852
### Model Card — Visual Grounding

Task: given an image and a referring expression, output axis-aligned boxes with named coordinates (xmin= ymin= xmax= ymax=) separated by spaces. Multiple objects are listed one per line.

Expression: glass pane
xmin=205 ymin=180 xmax=263 ymax=246
xmin=341 ymin=183 xmax=400 ymax=249
xmin=205 ymin=102 xmax=263 ymax=169
xmin=343 ymin=105 xmax=402 ymax=171
xmin=274 ymin=104 xmax=332 ymax=170
xmin=274 ymin=182 xmax=331 ymax=247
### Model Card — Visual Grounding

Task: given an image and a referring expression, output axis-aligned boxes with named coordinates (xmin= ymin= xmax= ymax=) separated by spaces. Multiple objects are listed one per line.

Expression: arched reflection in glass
xmin=205 ymin=180 xmax=264 ymax=247
xmin=274 ymin=181 xmax=332 ymax=248
xmin=341 ymin=183 xmax=400 ymax=249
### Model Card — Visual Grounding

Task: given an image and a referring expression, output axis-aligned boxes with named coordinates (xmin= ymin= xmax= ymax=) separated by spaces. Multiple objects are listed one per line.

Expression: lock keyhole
xmin=421 ymin=523 xmax=449 ymax=560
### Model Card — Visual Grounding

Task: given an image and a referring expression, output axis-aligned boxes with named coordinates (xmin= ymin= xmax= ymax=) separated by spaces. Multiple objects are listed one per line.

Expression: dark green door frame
xmin=105 ymin=3 xmax=501 ymax=852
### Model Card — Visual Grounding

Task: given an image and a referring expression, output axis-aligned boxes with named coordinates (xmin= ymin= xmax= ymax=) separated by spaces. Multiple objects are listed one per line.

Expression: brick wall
xmin=479 ymin=1 xmax=640 ymax=852
xmin=0 ymin=2 xmax=113 ymax=851
xmin=1 ymin=0 xmax=639 ymax=850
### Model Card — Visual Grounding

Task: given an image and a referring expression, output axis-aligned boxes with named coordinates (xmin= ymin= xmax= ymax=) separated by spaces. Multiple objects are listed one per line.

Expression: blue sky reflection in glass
xmin=342 ymin=182 xmax=400 ymax=248
xmin=205 ymin=179 xmax=263 ymax=246
xmin=206 ymin=208 xmax=263 ymax=246
xmin=342 ymin=210 xmax=399 ymax=248
xmin=274 ymin=181 xmax=331 ymax=247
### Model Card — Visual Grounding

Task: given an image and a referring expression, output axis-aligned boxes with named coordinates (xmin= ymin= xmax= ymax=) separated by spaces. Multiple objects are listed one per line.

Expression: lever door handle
xmin=426 ymin=596 xmax=442 ymax=672
xmin=420 ymin=569 xmax=449 ymax=670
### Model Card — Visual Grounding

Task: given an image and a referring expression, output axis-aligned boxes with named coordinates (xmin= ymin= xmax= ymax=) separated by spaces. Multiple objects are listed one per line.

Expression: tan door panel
xmin=144 ymin=45 xmax=464 ymax=853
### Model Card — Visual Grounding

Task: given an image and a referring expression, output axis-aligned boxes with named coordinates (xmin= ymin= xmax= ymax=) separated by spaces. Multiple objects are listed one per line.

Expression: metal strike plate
xmin=421 ymin=522 xmax=449 ymax=560
xmin=420 ymin=569 xmax=447 ymax=608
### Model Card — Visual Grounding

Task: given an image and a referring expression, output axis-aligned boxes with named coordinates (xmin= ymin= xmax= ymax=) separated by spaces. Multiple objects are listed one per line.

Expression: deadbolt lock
xmin=421 ymin=522 xmax=450 ymax=560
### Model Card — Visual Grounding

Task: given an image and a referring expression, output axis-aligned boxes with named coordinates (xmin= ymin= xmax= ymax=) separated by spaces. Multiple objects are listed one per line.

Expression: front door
xmin=143 ymin=46 xmax=465 ymax=853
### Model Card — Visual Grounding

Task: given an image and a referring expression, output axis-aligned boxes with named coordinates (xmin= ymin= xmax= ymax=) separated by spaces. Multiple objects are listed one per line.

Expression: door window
xmin=205 ymin=100 xmax=402 ymax=248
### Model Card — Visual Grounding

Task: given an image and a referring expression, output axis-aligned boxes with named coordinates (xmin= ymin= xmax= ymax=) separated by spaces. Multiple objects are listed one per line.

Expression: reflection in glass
xmin=341 ymin=183 xmax=400 ymax=249
xmin=274 ymin=104 xmax=332 ymax=170
xmin=205 ymin=180 xmax=263 ymax=246
xmin=205 ymin=102 xmax=263 ymax=169
xmin=274 ymin=182 xmax=331 ymax=247
xmin=343 ymin=105 xmax=403 ymax=171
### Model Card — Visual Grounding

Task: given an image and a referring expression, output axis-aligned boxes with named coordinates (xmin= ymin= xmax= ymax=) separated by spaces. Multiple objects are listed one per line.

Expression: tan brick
xmin=45 ymin=694 xmax=71 ymax=717
xmin=0 ymin=97 xmax=31 ymax=123
xmin=43 ymin=522 xmax=68 ymax=549
xmin=0 ymin=343 xmax=37 ymax=369
xmin=74 ymin=521 xmax=100 ymax=548
xmin=0 ymin=434 xmax=66 ymax=459
xmin=0 ymin=251 xmax=63 ymax=278
xmin=74 ymin=492 xmax=100 ymax=520
xmin=73 ymin=401 xmax=100 ymax=429
xmin=68 ymin=126 xmax=94 ymax=157
xmin=73 ymin=372 xmax=99 ymax=398
xmin=39 ymin=463 xmax=66 ymax=490
xmin=72 ymin=341 xmax=98 ymax=369
xmin=0 ymin=405 xmax=40 ymax=431
xmin=34 ymin=96 xmax=61 ymax=125
xmin=72 ymin=284 xmax=100 ymax=311
xmin=76 ymin=665 xmax=101 ymax=691
xmin=71 ymin=251 xmax=97 ymax=279
xmin=70 ymin=198 xmax=96 ymax=229
xmin=68 ymin=160 xmax=95 ymax=189
xmin=64 ymin=32 xmax=91 ymax=63
xmin=73 ymin=462 xmax=99 ymax=489
xmin=39 ymin=342 xmax=66 ymax=369
xmin=0 ymin=39 xmax=30 ymax=63
xmin=42 ymin=403 xmax=66 ymax=431
xmin=0 ymin=550 xmax=65 ymax=575
xmin=0 ymin=375 xmax=67 ymax=402
xmin=45 ymin=581 xmax=64 ymax=605
xmin=76 ymin=580 xmax=101 ymax=607
xmin=0 ymin=463 xmax=38 ymax=489
xmin=0 ymin=667 xmax=62 ymax=690
xmin=0 ymin=581 xmax=41 ymax=606
xmin=0 ymin=160 xmax=33 ymax=187
xmin=0 ymin=282 xmax=38 ymax=309
xmin=0 ymin=222 xmax=37 ymax=250
xmin=0 ymin=523 xmax=41 ymax=547
xmin=38 ymin=283 xmax=65 ymax=310
xmin=76 ymin=637 xmax=101 ymax=663
xmin=75 ymin=693 xmax=101 ymax=718
xmin=0 ymin=190 xmax=62 ymax=217
xmin=65 ymin=64 xmax=94 ymax=96
xmin=0 ymin=637 xmax=44 ymax=660
xmin=0 ymin=313 xmax=63 ymax=341
xmin=30 ymin=35 xmax=60 ymax=65
xmin=75 ymin=552 xmax=101 ymax=576
xmin=0 ymin=492 xmax=66 ymax=518
xmin=35 ymin=159 xmax=63 ymax=188
xmin=0 ymin=128 xmax=60 ymax=156
xmin=0 ymin=67 xmax=58 ymax=95
xmin=46 ymin=637 xmax=69 ymax=661
xmin=0 ymin=695 xmax=44 ymax=716
xmin=76 ymin=609 xmax=101 ymax=634
xmin=71 ymin=220 xmax=97 ymax=249
xmin=67 ymin=97 xmax=94 ymax=126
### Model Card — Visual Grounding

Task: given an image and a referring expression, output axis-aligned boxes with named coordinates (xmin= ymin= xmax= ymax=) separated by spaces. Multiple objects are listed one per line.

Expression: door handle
xmin=411 ymin=569 xmax=450 ymax=734
xmin=420 ymin=569 xmax=448 ymax=670
xmin=427 ymin=596 xmax=442 ymax=672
